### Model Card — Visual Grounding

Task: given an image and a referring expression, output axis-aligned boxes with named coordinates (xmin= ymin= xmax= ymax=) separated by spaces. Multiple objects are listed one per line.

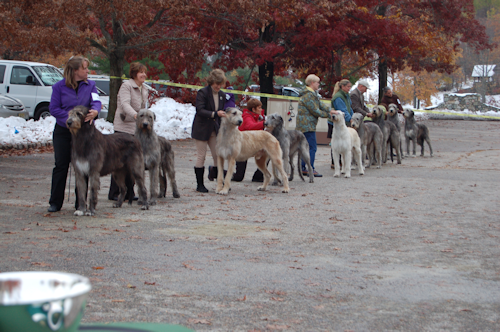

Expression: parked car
xmin=0 ymin=94 xmax=29 ymax=119
xmin=0 ymin=60 xmax=64 ymax=119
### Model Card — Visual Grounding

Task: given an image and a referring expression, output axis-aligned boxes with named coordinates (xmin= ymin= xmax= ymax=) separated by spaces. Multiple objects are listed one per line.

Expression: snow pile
xmin=149 ymin=97 xmax=195 ymax=140
xmin=0 ymin=116 xmax=56 ymax=146
xmin=0 ymin=97 xmax=196 ymax=146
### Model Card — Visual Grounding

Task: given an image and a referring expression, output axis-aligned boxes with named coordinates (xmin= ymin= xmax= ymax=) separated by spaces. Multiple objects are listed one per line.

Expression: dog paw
xmin=257 ymin=186 xmax=266 ymax=191
xmin=148 ymin=201 xmax=157 ymax=206
xmin=344 ymin=174 xmax=351 ymax=178
xmin=282 ymin=188 xmax=289 ymax=193
xmin=217 ymin=190 xmax=229 ymax=195
xmin=140 ymin=205 xmax=149 ymax=210
xmin=309 ymin=178 xmax=314 ymax=183
xmin=173 ymin=192 xmax=181 ymax=198
xmin=74 ymin=210 xmax=84 ymax=216
xmin=376 ymin=166 xmax=381 ymax=169
xmin=85 ymin=210 xmax=95 ymax=216
xmin=112 ymin=203 xmax=122 ymax=208
xmin=333 ymin=173 xmax=340 ymax=178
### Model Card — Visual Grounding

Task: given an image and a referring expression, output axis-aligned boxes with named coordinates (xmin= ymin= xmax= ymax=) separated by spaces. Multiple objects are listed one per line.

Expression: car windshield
xmin=32 ymin=66 xmax=63 ymax=86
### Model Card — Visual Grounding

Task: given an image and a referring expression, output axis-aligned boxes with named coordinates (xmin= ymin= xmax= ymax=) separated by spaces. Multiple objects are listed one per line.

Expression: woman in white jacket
xmin=108 ymin=62 xmax=149 ymax=201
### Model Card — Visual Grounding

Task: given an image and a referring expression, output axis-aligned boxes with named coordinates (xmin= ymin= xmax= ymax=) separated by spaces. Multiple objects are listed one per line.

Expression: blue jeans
xmin=302 ymin=131 xmax=317 ymax=170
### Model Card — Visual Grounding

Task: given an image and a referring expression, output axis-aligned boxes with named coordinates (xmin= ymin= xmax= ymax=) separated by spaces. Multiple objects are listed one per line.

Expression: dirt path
xmin=1 ymin=119 xmax=499 ymax=331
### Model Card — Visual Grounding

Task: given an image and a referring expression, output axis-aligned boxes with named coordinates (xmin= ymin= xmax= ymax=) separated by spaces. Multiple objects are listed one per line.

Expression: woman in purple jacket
xmin=47 ymin=56 xmax=101 ymax=212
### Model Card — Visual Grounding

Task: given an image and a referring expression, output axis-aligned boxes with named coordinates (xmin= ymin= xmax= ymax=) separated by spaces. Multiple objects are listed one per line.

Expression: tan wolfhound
xmin=215 ymin=107 xmax=290 ymax=195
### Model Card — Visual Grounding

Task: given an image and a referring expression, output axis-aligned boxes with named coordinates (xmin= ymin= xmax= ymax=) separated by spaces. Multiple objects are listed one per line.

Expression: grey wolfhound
xmin=350 ymin=113 xmax=383 ymax=169
xmin=135 ymin=109 xmax=180 ymax=205
xmin=264 ymin=113 xmax=313 ymax=183
xmin=66 ymin=106 xmax=148 ymax=216
xmin=403 ymin=109 xmax=433 ymax=157
xmin=215 ymin=107 xmax=290 ymax=195
xmin=372 ymin=105 xmax=402 ymax=164
xmin=387 ymin=103 xmax=405 ymax=158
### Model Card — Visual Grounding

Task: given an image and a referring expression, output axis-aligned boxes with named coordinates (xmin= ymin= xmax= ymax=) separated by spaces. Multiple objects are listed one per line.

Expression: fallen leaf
xmin=236 ymin=295 xmax=246 ymax=301
xmin=441 ymin=249 xmax=453 ymax=252
xmin=144 ymin=281 xmax=156 ymax=285
xmin=271 ymin=297 xmax=284 ymax=301
xmin=459 ymin=309 xmax=472 ymax=312
xmin=125 ymin=219 xmax=139 ymax=222
xmin=21 ymin=228 xmax=31 ymax=231
xmin=3 ymin=231 xmax=17 ymax=234
xmin=30 ymin=262 xmax=52 ymax=267
xmin=126 ymin=284 xmax=136 ymax=289
xmin=92 ymin=266 xmax=104 ymax=270
xmin=187 ymin=319 xmax=211 ymax=325
xmin=266 ymin=324 xmax=289 ymax=330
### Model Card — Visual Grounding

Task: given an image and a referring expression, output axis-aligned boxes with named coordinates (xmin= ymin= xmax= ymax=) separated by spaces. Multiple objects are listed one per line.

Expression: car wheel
xmin=34 ymin=106 xmax=50 ymax=120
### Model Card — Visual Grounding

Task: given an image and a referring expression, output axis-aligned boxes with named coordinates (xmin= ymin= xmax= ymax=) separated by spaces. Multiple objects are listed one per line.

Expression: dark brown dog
xmin=66 ymin=106 xmax=148 ymax=216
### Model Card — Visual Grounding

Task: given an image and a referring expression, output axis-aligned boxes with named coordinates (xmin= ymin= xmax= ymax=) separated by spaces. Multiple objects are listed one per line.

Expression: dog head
xmin=263 ymin=113 xmax=283 ymax=131
xmin=350 ymin=113 xmax=364 ymax=129
xmin=372 ymin=105 xmax=385 ymax=118
xmin=66 ymin=105 xmax=89 ymax=135
xmin=136 ymin=109 xmax=156 ymax=132
xmin=403 ymin=108 xmax=414 ymax=119
xmin=387 ymin=103 xmax=398 ymax=116
xmin=330 ymin=111 xmax=345 ymax=124
xmin=224 ymin=107 xmax=243 ymax=126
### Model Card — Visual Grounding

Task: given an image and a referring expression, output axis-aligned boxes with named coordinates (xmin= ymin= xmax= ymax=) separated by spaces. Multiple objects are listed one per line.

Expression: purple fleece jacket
xmin=49 ymin=79 xmax=101 ymax=128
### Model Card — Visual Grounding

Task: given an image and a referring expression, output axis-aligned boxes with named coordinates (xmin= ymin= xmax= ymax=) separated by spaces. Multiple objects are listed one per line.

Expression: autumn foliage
xmin=0 ymin=0 xmax=494 ymax=116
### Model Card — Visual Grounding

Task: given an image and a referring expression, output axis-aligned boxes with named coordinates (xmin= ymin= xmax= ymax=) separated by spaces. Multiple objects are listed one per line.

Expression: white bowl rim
xmin=0 ymin=271 xmax=92 ymax=305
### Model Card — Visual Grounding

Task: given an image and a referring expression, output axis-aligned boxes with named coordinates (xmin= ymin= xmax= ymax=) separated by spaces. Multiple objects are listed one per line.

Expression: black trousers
xmin=49 ymin=124 xmax=81 ymax=209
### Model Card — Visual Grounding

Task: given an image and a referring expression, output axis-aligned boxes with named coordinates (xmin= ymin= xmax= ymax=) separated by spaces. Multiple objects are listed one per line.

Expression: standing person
xmin=351 ymin=79 xmax=374 ymax=118
xmin=48 ymin=56 xmax=101 ymax=212
xmin=380 ymin=86 xmax=404 ymax=113
xmin=296 ymin=74 xmax=337 ymax=178
xmin=192 ymin=69 xmax=227 ymax=192
xmin=232 ymin=98 xmax=265 ymax=182
xmin=332 ymin=79 xmax=354 ymax=127
xmin=108 ymin=62 xmax=149 ymax=201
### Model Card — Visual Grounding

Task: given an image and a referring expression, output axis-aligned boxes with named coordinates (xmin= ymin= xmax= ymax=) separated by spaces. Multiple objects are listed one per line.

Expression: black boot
xmin=232 ymin=161 xmax=247 ymax=182
xmin=251 ymin=169 xmax=264 ymax=182
xmin=208 ymin=166 xmax=217 ymax=181
xmin=194 ymin=167 xmax=209 ymax=193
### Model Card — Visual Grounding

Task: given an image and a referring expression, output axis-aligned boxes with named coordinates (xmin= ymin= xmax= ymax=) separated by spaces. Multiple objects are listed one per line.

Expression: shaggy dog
xmin=330 ymin=112 xmax=364 ymax=178
xmin=264 ymin=113 xmax=313 ymax=183
xmin=135 ymin=109 xmax=180 ymax=204
xmin=372 ymin=105 xmax=402 ymax=164
xmin=66 ymin=106 xmax=148 ymax=216
xmin=387 ymin=103 xmax=404 ymax=158
xmin=350 ymin=113 xmax=383 ymax=169
xmin=215 ymin=107 xmax=290 ymax=195
xmin=158 ymin=136 xmax=180 ymax=198
xmin=403 ymin=109 xmax=433 ymax=157
xmin=135 ymin=109 xmax=161 ymax=205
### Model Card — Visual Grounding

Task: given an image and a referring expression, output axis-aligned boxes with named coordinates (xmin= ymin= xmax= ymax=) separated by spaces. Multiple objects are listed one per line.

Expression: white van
xmin=0 ymin=60 xmax=63 ymax=119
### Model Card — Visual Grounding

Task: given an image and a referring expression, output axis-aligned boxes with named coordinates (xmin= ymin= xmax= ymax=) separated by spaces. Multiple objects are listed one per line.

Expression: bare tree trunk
xmin=378 ymin=58 xmax=387 ymax=103
xmin=107 ymin=52 xmax=124 ymax=122
xmin=259 ymin=61 xmax=274 ymax=114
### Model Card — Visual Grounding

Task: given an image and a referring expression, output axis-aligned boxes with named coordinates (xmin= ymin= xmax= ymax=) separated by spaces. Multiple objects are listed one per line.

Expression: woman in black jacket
xmin=192 ymin=69 xmax=227 ymax=192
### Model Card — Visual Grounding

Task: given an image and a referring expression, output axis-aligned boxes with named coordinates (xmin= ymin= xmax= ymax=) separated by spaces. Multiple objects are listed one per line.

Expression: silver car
xmin=0 ymin=94 xmax=29 ymax=119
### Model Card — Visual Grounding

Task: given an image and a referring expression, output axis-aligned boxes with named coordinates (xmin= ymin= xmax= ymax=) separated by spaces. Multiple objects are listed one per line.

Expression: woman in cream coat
xmin=108 ymin=62 xmax=149 ymax=201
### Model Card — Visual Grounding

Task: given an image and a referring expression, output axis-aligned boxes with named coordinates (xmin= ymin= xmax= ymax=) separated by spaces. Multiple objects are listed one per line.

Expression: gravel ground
xmin=1 ymin=119 xmax=500 ymax=331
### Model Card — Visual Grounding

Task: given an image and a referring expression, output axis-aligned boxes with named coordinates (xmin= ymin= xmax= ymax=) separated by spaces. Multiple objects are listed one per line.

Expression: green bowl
xmin=0 ymin=271 xmax=91 ymax=332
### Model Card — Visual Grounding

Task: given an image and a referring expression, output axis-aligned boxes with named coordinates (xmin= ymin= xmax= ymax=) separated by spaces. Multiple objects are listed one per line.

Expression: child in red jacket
xmin=232 ymin=98 xmax=265 ymax=182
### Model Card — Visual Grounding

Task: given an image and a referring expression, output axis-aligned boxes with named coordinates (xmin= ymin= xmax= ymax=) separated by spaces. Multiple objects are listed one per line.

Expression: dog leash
xmin=67 ymin=164 xmax=72 ymax=203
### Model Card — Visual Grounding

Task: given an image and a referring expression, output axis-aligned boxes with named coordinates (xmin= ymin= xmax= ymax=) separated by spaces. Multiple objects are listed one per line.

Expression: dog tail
xmin=390 ymin=140 xmax=394 ymax=163
xmin=297 ymin=151 xmax=305 ymax=182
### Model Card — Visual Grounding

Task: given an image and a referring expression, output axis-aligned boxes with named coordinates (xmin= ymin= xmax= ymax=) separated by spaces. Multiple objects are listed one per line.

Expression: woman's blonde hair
xmin=64 ymin=56 xmax=89 ymax=90
xmin=305 ymin=74 xmax=320 ymax=86
xmin=207 ymin=69 xmax=227 ymax=85
xmin=332 ymin=79 xmax=351 ymax=95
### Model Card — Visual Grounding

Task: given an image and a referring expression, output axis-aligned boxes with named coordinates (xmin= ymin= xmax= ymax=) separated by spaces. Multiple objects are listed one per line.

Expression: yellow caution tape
xmin=108 ymin=76 xmax=499 ymax=119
